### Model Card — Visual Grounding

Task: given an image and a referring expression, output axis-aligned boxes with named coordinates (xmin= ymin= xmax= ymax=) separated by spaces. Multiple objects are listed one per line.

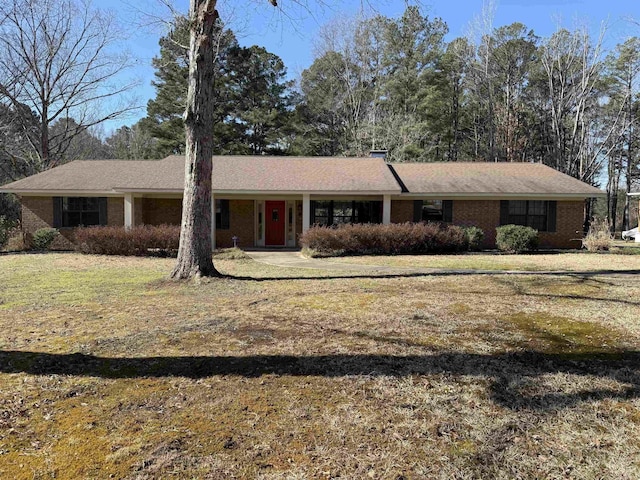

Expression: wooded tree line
xmin=294 ymin=8 xmax=640 ymax=230
xmin=1 ymin=4 xmax=639 ymax=230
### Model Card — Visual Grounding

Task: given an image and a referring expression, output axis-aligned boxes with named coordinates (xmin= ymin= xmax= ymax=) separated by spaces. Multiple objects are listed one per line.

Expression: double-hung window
xmin=413 ymin=200 xmax=453 ymax=223
xmin=54 ymin=197 xmax=107 ymax=227
xmin=501 ymin=200 xmax=556 ymax=232
xmin=215 ymin=199 xmax=230 ymax=230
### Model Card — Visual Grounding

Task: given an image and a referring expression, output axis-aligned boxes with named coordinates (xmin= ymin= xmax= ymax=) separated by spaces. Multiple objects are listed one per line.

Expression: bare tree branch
xmin=0 ymin=0 xmax=140 ymax=173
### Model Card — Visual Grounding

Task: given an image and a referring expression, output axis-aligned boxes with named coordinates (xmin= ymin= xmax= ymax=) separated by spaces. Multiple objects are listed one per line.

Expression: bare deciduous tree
xmin=0 ymin=0 xmax=137 ymax=173
xmin=539 ymin=25 xmax=609 ymax=183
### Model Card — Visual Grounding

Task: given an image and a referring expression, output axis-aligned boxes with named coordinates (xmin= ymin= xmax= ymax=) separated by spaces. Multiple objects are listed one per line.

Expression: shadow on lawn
xmin=224 ymin=269 xmax=640 ymax=282
xmin=1 ymin=350 xmax=638 ymax=411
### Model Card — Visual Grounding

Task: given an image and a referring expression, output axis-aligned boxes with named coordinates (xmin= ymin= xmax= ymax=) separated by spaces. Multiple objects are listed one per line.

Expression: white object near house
xmin=628 ymin=192 xmax=640 ymax=243
xmin=622 ymin=227 xmax=638 ymax=241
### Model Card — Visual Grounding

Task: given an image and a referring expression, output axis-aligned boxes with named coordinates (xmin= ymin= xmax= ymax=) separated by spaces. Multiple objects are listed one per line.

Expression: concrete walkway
xmin=245 ymin=250 xmax=394 ymax=272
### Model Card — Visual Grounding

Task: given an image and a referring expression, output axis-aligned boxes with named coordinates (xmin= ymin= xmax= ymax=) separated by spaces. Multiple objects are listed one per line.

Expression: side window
xmin=54 ymin=197 xmax=106 ymax=227
xmin=421 ymin=200 xmax=443 ymax=222
xmin=502 ymin=200 xmax=552 ymax=232
xmin=216 ymin=199 xmax=230 ymax=230
xmin=414 ymin=200 xmax=452 ymax=223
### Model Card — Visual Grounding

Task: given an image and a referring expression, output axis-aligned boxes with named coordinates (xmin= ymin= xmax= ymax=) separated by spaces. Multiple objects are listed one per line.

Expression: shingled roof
xmin=0 ymin=155 xmax=402 ymax=194
xmin=390 ymin=162 xmax=604 ymax=197
xmin=0 ymin=156 xmax=604 ymax=197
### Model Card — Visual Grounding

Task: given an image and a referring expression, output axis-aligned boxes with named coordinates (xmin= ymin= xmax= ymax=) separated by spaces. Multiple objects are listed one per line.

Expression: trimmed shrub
xmin=0 ymin=216 xmax=16 ymax=249
xmin=582 ymin=218 xmax=613 ymax=252
xmin=31 ymin=228 xmax=59 ymax=251
xmin=462 ymin=226 xmax=484 ymax=251
xmin=496 ymin=224 xmax=539 ymax=253
xmin=74 ymin=225 xmax=180 ymax=256
xmin=299 ymin=222 xmax=468 ymax=256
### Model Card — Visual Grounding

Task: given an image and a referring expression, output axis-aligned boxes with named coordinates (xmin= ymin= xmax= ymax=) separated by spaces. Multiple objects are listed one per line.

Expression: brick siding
xmin=108 ymin=197 xmax=124 ymax=226
xmin=452 ymin=200 xmax=502 ymax=247
xmin=391 ymin=200 xmax=414 ymax=223
xmin=141 ymin=198 xmax=182 ymax=225
xmin=19 ymin=195 xmax=585 ymax=251
xmin=216 ymin=200 xmax=254 ymax=248
xmin=390 ymin=198 xmax=585 ymax=249
xmin=20 ymin=196 xmax=71 ymax=249
xmin=539 ymin=201 xmax=585 ymax=249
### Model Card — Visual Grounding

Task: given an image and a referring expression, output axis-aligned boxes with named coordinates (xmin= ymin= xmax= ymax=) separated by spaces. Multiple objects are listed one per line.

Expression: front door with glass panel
xmin=265 ymin=201 xmax=286 ymax=246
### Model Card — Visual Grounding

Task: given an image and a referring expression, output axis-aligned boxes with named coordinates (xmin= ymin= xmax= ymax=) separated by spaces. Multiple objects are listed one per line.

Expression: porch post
xmin=383 ymin=194 xmax=391 ymax=225
xmin=302 ymin=194 xmax=311 ymax=233
xmin=124 ymin=193 xmax=134 ymax=230
xmin=211 ymin=193 xmax=216 ymax=250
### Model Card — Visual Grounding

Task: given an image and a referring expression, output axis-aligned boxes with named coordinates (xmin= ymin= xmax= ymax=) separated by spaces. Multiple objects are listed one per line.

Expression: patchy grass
xmin=212 ymin=247 xmax=252 ymax=260
xmin=0 ymin=253 xmax=639 ymax=479
xmin=611 ymin=246 xmax=640 ymax=255
xmin=321 ymin=251 xmax=640 ymax=272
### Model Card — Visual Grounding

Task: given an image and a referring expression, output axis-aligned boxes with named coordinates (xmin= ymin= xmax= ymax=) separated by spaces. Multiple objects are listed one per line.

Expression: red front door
xmin=265 ymin=201 xmax=286 ymax=246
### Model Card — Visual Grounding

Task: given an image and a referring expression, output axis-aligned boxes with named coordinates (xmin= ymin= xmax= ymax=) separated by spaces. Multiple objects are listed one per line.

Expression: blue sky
xmin=105 ymin=0 xmax=640 ymax=134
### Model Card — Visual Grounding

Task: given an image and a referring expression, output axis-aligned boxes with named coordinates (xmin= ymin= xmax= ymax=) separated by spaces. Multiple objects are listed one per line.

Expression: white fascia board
xmin=113 ymin=188 xmax=184 ymax=193
xmin=394 ymin=192 xmax=606 ymax=199
xmin=212 ymin=189 xmax=402 ymax=196
xmin=1 ymin=189 xmax=122 ymax=196
xmin=628 ymin=192 xmax=640 ymax=197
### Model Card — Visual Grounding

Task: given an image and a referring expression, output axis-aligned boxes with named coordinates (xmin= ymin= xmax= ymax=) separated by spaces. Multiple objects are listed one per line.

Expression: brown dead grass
xmin=321 ymin=251 xmax=640 ymax=272
xmin=0 ymin=253 xmax=639 ymax=479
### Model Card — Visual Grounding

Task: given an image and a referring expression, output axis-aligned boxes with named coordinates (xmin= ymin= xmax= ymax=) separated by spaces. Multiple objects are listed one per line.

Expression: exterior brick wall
xmin=391 ymin=200 xmax=414 ymax=223
xmin=141 ymin=198 xmax=182 ymax=225
xmin=107 ymin=197 xmax=124 ymax=226
xmin=539 ymin=201 xmax=584 ymax=249
xmin=134 ymin=198 xmax=143 ymax=226
xmin=390 ymin=198 xmax=585 ymax=249
xmin=216 ymin=200 xmax=254 ymax=248
xmin=18 ymin=195 xmax=586 ymax=251
xmin=452 ymin=200 xmax=502 ymax=247
xmin=20 ymin=196 xmax=73 ymax=250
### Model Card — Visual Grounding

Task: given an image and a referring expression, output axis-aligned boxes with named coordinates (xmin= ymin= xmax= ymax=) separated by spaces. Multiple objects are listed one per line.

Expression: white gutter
xmin=395 ymin=192 xmax=605 ymax=199
xmin=1 ymin=189 xmax=604 ymax=199
xmin=0 ymin=189 xmax=123 ymax=196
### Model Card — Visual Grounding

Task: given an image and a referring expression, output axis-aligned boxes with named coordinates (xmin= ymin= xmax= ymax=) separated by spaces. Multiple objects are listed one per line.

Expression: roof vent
xmin=369 ymin=149 xmax=388 ymax=159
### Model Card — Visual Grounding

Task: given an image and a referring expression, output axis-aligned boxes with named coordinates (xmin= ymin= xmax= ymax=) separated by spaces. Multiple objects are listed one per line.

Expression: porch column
xmin=383 ymin=194 xmax=391 ymax=225
xmin=302 ymin=193 xmax=311 ymax=233
xmin=124 ymin=193 xmax=134 ymax=230
xmin=211 ymin=194 xmax=216 ymax=250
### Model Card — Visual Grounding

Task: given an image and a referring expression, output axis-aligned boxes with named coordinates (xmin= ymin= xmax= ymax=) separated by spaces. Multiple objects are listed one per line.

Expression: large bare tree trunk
xmin=171 ymin=0 xmax=221 ymax=280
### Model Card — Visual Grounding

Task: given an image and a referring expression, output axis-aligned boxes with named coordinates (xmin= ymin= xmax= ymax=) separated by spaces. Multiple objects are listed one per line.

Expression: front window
xmin=62 ymin=197 xmax=101 ymax=227
xmin=215 ymin=199 xmax=230 ymax=230
xmin=507 ymin=200 xmax=549 ymax=231
xmin=332 ymin=201 xmax=353 ymax=225
xmin=312 ymin=200 xmax=331 ymax=226
xmin=421 ymin=200 xmax=443 ymax=222
xmin=311 ymin=200 xmax=382 ymax=226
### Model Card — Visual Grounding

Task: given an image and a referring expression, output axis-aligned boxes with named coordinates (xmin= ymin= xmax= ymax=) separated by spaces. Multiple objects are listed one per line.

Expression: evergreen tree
xmin=231 ymin=46 xmax=294 ymax=154
xmin=141 ymin=18 xmax=294 ymax=158
xmin=142 ymin=16 xmax=190 ymax=157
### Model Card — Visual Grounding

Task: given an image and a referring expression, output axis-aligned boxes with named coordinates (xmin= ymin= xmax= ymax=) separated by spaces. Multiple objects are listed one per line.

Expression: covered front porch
xmin=120 ymin=192 xmax=394 ymax=249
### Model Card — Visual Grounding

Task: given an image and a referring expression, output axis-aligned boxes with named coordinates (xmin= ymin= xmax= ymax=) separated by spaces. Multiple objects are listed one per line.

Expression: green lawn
xmin=0 ymin=253 xmax=639 ymax=479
